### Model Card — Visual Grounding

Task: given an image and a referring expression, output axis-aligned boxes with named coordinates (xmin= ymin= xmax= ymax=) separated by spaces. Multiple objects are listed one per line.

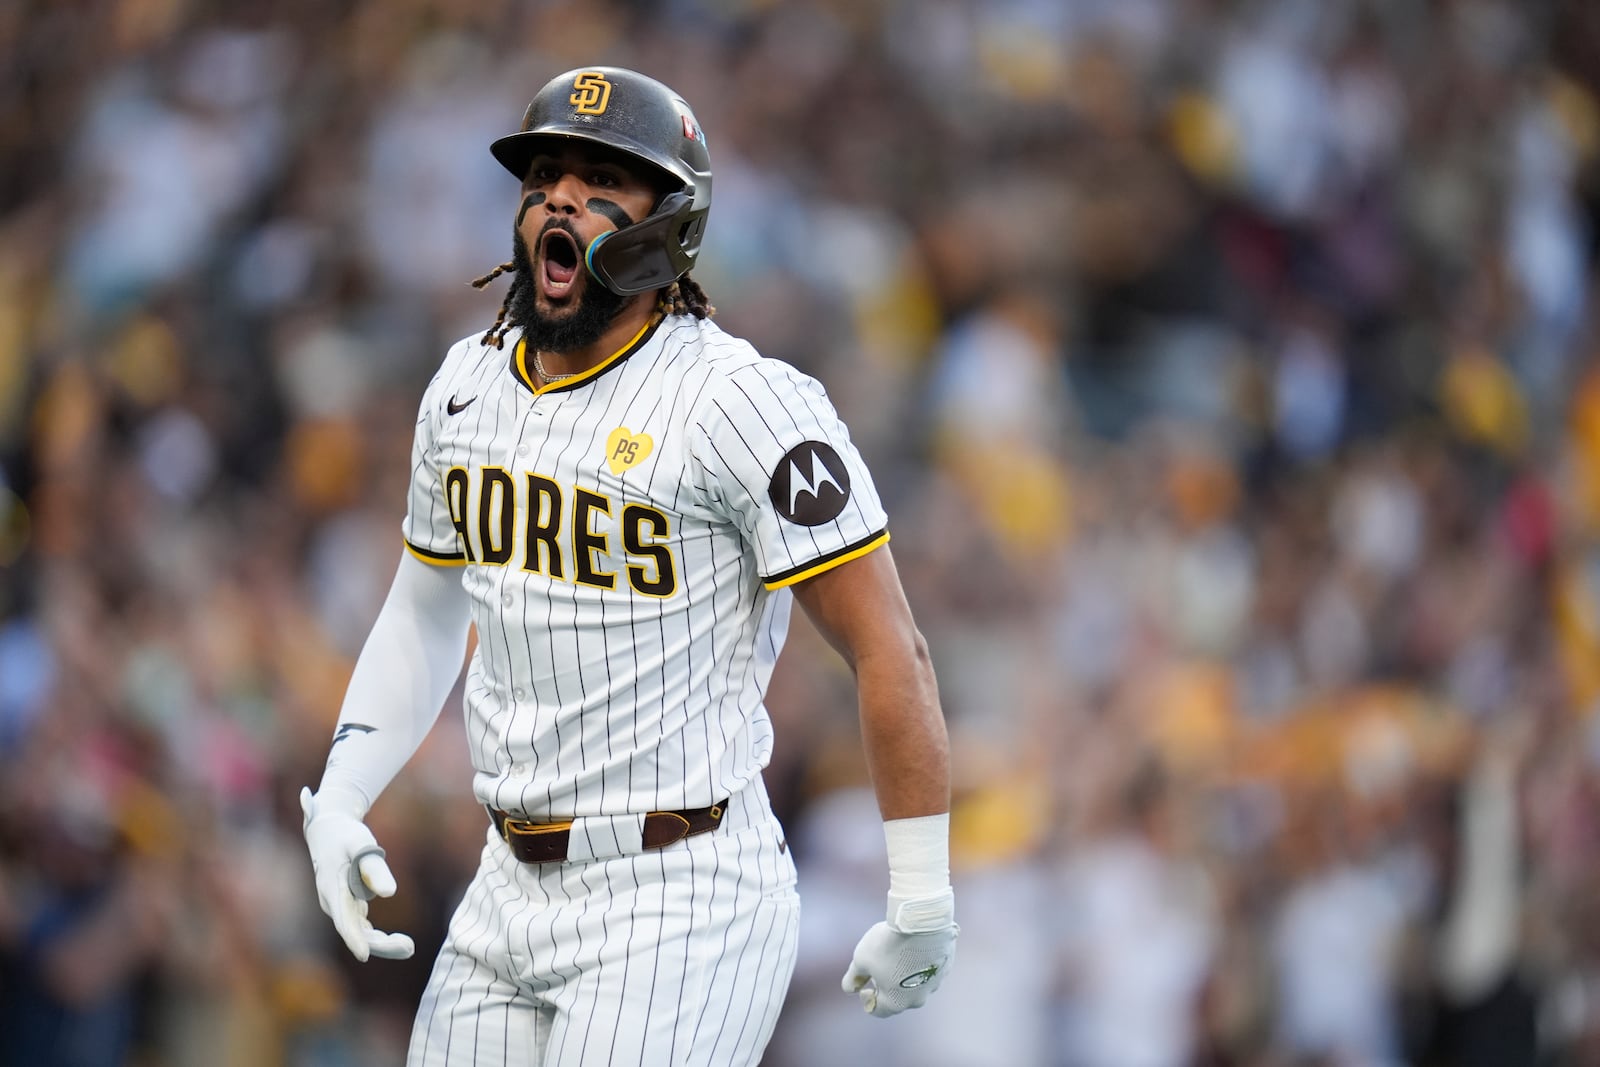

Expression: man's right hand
xmin=299 ymin=787 xmax=415 ymax=962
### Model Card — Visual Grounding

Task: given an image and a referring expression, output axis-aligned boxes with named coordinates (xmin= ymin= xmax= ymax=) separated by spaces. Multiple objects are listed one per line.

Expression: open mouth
xmin=540 ymin=229 xmax=580 ymax=294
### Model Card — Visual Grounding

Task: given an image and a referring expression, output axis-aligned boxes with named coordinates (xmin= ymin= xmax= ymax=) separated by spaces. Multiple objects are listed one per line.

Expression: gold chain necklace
xmin=533 ymin=351 xmax=576 ymax=383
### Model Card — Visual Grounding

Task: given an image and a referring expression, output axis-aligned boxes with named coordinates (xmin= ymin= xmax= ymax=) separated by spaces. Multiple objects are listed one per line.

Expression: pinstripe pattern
xmin=401 ymin=316 xmax=886 ymax=818
xmin=399 ymin=315 xmax=874 ymax=1064
xmin=408 ymin=781 xmax=799 ymax=1066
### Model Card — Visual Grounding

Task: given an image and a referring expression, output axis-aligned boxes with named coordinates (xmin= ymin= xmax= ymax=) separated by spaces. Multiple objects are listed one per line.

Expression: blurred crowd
xmin=2 ymin=0 xmax=1600 ymax=1064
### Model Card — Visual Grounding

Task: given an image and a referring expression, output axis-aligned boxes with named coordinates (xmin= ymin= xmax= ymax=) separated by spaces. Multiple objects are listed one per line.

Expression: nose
xmin=544 ymin=171 xmax=584 ymax=216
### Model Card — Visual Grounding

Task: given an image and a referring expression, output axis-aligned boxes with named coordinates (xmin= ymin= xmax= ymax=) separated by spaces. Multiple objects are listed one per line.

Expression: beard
xmin=508 ymin=222 xmax=627 ymax=354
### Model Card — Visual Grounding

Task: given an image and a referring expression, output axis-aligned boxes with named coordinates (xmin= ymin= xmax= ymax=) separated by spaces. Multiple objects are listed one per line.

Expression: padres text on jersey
xmin=400 ymin=314 xmax=889 ymax=820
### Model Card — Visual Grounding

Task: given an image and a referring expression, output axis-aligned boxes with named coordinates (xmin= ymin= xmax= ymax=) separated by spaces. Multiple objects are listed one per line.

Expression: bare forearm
xmin=791 ymin=549 xmax=951 ymax=820
xmin=856 ymin=633 xmax=950 ymax=821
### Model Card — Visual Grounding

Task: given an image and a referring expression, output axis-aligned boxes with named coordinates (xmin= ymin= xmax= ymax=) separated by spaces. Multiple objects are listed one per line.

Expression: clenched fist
xmin=842 ymin=889 xmax=958 ymax=1017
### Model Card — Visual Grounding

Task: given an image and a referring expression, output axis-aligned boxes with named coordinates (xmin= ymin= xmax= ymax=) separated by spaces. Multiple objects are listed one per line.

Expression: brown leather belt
xmin=489 ymin=801 xmax=728 ymax=864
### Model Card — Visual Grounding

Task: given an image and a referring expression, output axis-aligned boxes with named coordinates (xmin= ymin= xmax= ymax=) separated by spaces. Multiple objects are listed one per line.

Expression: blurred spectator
xmin=1054 ymin=764 xmax=1217 ymax=1067
xmin=3 ymin=0 xmax=1600 ymax=1063
xmin=1268 ymin=798 xmax=1419 ymax=1067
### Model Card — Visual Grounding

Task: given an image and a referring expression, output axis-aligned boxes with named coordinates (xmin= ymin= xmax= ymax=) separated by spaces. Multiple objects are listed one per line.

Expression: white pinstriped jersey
xmin=401 ymin=313 xmax=888 ymax=820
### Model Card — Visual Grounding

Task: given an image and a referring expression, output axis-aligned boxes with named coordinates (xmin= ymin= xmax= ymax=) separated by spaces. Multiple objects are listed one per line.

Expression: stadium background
xmin=2 ymin=0 xmax=1599 ymax=1064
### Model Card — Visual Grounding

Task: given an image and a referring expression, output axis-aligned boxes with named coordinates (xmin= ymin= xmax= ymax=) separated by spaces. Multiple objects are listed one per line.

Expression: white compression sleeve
xmin=315 ymin=551 xmax=473 ymax=818
xmin=884 ymin=813 xmax=954 ymax=931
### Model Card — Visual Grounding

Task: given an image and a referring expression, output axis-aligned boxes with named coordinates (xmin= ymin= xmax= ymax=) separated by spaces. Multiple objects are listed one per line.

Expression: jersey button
xmin=510 ymin=763 xmax=530 ymax=778
xmin=513 ymin=687 xmax=526 ymax=701
xmin=501 ymin=592 xmax=514 ymax=607
xmin=517 ymin=443 xmax=529 ymax=457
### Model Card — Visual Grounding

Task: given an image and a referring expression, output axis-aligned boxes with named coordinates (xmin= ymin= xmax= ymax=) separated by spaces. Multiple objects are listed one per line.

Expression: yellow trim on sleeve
xmin=763 ymin=531 xmax=891 ymax=590
xmin=404 ymin=540 xmax=469 ymax=567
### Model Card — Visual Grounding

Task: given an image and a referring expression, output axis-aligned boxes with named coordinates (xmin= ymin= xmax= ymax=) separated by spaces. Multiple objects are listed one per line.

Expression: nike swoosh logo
xmin=331 ymin=723 xmax=377 ymax=746
xmin=447 ymin=395 xmax=476 ymax=415
xmin=777 ymin=838 xmax=788 ymax=855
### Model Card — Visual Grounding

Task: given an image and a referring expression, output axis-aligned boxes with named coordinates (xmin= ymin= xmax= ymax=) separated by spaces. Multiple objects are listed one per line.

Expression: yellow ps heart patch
xmin=605 ymin=427 xmax=654 ymax=474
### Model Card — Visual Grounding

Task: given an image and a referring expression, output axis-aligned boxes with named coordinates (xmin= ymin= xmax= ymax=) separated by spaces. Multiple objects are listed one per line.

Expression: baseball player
xmin=299 ymin=66 xmax=958 ymax=1066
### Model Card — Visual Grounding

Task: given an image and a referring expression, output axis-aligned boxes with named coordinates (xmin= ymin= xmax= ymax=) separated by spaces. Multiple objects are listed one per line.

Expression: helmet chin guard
xmin=584 ymin=191 xmax=705 ymax=295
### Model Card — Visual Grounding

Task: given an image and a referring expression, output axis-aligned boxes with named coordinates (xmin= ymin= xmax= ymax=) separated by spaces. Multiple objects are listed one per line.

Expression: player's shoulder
xmin=662 ymin=316 xmax=826 ymax=407
xmin=423 ymin=330 xmax=510 ymax=395
xmin=657 ymin=315 xmax=761 ymax=372
xmin=439 ymin=329 xmax=507 ymax=378
xmin=409 ymin=331 xmax=509 ymax=428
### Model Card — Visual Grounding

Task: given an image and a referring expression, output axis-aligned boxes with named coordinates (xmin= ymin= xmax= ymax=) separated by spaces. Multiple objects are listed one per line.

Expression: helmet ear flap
xmin=677 ymin=214 xmax=708 ymax=252
xmin=583 ymin=190 xmax=703 ymax=295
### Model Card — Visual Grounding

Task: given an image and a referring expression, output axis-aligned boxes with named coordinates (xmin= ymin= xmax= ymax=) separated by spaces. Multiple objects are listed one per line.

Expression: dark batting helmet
xmin=490 ymin=66 xmax=712 ymax=296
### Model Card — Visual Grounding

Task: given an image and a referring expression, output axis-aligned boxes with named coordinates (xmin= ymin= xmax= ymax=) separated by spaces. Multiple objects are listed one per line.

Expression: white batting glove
xmin=842 ymin=889 xmax=959 ymax=1018
xmin=299 ymin=786 xmax=415 ymax=962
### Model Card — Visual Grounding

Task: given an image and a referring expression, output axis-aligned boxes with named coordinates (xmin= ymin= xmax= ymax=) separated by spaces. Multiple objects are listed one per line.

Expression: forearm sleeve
xmin=314 ymin=552 xmax=473 ymax=817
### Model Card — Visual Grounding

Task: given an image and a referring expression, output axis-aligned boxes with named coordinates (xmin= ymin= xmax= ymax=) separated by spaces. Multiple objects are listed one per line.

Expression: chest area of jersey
xmin=434 ymin=389 xmax=694 ymax=598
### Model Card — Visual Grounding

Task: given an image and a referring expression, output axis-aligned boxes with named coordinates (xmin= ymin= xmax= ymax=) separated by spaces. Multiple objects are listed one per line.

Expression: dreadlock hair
xmin=658 ymin=273 xmax=716 ymax=320
xmin=471 ymin=259 xmax=520 ymax=349
xmin=469 ymin=264 xmax=715 ymax=350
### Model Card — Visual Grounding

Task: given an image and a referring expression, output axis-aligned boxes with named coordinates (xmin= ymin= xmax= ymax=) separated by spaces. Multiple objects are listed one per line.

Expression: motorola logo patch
xmin=768 ymin=441 xmax=851 ymax=526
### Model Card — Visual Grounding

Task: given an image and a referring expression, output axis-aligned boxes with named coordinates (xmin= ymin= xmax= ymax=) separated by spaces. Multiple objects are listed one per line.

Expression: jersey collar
xmin=508 ymin=313 xmax=664 ymax=396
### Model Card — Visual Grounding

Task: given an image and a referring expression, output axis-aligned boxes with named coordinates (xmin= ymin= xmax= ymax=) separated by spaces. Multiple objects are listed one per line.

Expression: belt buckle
xmin=499 ymin=813 xmax=572 ymax=851
xmin=505 ymin=818 xmax=572 ymax=840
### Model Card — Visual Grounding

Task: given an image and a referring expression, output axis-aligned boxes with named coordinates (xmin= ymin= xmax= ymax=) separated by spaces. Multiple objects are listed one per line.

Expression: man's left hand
xmin=841 ymin=890 xmax=958 ymax=1018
